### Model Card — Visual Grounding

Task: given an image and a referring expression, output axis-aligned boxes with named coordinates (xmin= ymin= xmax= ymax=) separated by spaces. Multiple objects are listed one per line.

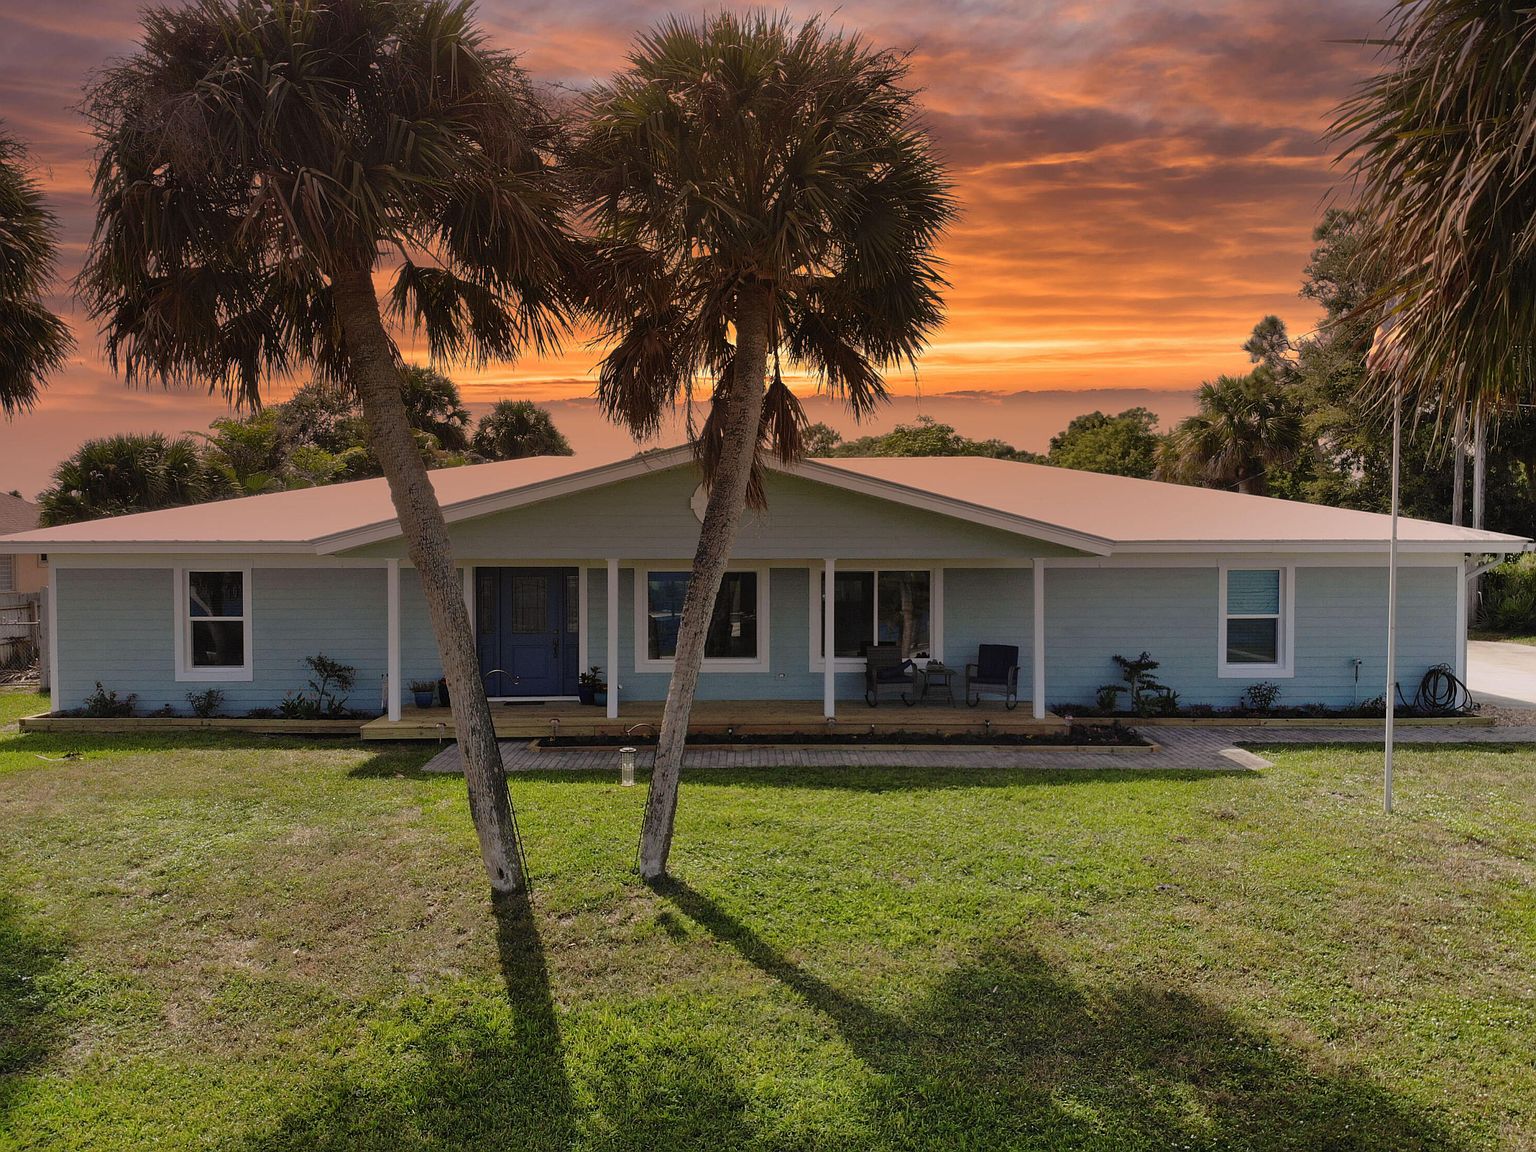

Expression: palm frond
xmin=78 ymin=0 xmax=578 ymax=406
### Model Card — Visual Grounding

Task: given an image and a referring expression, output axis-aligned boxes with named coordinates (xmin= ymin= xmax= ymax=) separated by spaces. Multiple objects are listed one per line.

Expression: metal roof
xmin=0 ymin=447 xmax=1525 ymax=555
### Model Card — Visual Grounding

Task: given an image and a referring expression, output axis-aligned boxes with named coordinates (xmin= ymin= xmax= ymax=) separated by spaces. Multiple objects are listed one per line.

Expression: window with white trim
xmin=1219 ymin=567 xmax=1291 ymax=676
xmin=818 ymin=569 xmax=932 ymax=660
xmin=177 ymin=569 xmax=252 ymax=680
xmin=0 ymin=554 xmax=13 ymax=593
xmin=637 ymin=568 xmax=767 ymax=670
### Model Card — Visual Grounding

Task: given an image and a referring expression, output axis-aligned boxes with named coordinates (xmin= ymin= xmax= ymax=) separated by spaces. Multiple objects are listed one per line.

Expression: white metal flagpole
xmin=1384 ymin=387 xmax=1401 ymax=814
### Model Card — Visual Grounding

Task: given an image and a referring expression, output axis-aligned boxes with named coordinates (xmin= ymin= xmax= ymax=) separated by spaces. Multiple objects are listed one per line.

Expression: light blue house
xmin=2 ymin=446 xmax=1526 ymax=721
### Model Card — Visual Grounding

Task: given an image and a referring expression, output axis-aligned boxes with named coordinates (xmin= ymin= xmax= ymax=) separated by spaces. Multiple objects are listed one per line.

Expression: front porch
xmin=360 ymin=697 xmax=1067 ymax=741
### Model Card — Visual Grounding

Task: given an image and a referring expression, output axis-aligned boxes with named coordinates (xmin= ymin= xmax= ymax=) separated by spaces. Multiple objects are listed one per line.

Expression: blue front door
xmin=476 ymin=567 xmax=578 ymax=698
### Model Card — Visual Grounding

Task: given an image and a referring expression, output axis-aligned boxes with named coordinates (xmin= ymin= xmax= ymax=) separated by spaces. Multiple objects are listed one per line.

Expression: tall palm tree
xmin=80 ymin=0 xmax=578 ymax=895
xmin=567 ymin=12 xmax=953 ymax=880
xmin=1332 ymin=0 xmax=1536 ymax=418
xmin=1156 ymin=371 xmax=1304 ymax=496
xmin=0 ymin=126 xmax=72 ymax=416
xmin=38 ymin=432 xmax=234 ymax=526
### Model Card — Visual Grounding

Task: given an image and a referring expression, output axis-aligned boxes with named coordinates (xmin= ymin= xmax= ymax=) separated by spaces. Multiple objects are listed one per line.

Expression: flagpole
xmin=1384 ymin=386 xmax=1401 ymax=814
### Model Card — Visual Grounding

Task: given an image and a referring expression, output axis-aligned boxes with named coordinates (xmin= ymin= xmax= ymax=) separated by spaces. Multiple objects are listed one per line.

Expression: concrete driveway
xmin=1467 ymin=640 xmax=1536 ymax=709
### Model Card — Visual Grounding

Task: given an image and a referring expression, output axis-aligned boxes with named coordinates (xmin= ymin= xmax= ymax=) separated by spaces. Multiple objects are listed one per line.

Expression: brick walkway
xmin=419 ymin=722 xmax=1536 ymax=776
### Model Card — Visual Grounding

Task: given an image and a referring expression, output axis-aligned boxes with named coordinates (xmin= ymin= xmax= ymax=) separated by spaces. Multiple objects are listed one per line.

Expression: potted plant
xmin=578 ymin=665 xmax=605 ymax=706
xmin=409 ymin=678 xmax=437 ymax=709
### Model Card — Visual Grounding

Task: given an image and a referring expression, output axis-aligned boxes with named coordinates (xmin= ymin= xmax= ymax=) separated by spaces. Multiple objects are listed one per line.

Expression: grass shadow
xmin=241 ymin=894 xmax=757 ymax=1151
xmin=238 ymin=894 xmax=578 ymax=1150
xmin=0 ymin=891 xmax=66 ymax=1124
xmin=658 ymin=878 xmax=1471 ymax=1151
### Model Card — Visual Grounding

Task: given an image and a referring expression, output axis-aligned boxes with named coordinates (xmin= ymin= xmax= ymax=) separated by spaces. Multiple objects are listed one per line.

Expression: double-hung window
xmin=816 ymin=569 xmax=933 ymax=663
xmin=176 ymin=569 xmax=252 ymax=681
xmin=637 ymin=568 xmax=767 ymax=671
xmin=1219 ymin=567 xmax=1292 ymax=677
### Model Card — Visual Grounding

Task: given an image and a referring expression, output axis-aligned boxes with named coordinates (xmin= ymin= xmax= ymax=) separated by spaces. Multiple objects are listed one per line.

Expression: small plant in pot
xmin=578 ymin=666 xmax=605 ymax=706
xmin=409 ymin=679 xmax=438 ymax=709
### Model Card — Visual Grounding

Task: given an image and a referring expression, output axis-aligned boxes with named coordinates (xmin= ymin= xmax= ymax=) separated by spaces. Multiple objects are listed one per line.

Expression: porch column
xmin=823 ymin=558 xmax=836 ymax=719
xmin=1032 ymin=560 xmax=1047 ymax=720
xmin=606 ymin=558 xmax=620 ymax=719
xmin=386 ymin=560 xmax=401 ymax=721
xmin=578 ymin=566 xmax=590 ymax=670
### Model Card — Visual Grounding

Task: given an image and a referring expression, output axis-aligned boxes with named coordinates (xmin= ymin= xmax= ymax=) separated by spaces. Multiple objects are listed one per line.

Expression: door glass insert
xmin=511 ymin=575 xmax=547 ymax=633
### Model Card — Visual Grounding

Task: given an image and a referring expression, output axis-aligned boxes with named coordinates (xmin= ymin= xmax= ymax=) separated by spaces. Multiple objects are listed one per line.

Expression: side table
xmin=917 ymin=662 xmax=956 ymax=705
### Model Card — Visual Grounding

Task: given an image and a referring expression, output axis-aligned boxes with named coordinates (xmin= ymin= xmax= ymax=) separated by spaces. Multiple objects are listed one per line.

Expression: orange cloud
xmin=0 ymin=0 xmax=1388 ymax=495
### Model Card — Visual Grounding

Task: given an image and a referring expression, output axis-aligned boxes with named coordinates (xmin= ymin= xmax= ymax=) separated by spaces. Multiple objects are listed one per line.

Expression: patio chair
xmin=864 ymin=645 xmax=915 ymax=707
xmin=966 ymin=644 xmax=1021 ymax=710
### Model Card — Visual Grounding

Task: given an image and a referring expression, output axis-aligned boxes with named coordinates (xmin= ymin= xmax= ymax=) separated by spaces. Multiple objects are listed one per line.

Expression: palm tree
xmin=400 ymin=364 xmax=472 ymax=452
xmin=39 ymin=433 xmax=234 ymax=526
xmin=0 ymin=126 xmax=72 ymax=416
xmin=471 ymin=399 xmax=572 ymax=460
xmin=1332 ymin=0 xmax=1536 ymax=419
xmin=1157 ymin=371 xmax=1304 ymax=496
xmin=80 ymin=0 xmax=578 ymax=895
xmin=567 ymin=12 xmax=953 ymax=880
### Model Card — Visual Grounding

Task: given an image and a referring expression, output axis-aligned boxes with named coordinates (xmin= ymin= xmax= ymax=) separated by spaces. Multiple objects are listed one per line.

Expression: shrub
xmin=279 ymin=653 xmax=358 ymax=719
xmin=1241 ymin=681 xmax=1282 ymax=713
xmin=1476 ymin=556 xmax=1536 ymax=632
xmin=408 ymin=678 xmax=438 ymax=694
xmin=185 ymin=688 xmax=225 ymax=718
xmin=82 ymin=682 xmax=136 ymax=718
xmin=1110 ymin=651 xmax=1174 ymax=717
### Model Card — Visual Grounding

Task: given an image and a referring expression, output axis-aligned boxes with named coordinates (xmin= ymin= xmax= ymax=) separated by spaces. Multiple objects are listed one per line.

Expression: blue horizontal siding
xmin=54 ymin=560 xmax=1462 ymax=715
xmin=1043 ymin=564 xmax=1458 ymax=709
xmin=57 ymin=566 xmax=387 ymax=714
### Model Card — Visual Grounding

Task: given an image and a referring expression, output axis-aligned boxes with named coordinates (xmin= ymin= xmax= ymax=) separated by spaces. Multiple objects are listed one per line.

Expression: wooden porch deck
xmin=360 ymin=698 xmax=1066 ymax=741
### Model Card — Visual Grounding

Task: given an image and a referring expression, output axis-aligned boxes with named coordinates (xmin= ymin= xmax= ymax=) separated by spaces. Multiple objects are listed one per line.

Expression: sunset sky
xmin=0 ymin=0 xmax=1390 ymax=495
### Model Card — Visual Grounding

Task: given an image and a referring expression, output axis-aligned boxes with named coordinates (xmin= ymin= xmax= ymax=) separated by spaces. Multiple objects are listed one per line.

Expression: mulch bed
xmin=536 ymin=723 xmax=1147 ymax=749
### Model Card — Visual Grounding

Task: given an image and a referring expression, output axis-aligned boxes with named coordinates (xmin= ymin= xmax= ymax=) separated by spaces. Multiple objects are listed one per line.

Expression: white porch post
xmin=386 ymin=560 xmax=401 ymax=721
xmin=606 ymin=559 xmax=620 ymax=719
xmin=823 ymin=558 xmax=836 ymax=719
xmin=578 ymin=565 xmax=590 ymax=670
xmin=46 ymin=560 xmax=58 ymax=700
xmin=1032 ymin=560 xmax=1047 ymax=720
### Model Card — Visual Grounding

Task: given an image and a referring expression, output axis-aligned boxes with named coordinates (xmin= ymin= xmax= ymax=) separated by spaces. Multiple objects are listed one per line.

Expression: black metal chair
xmin=966 ymin=644 xmax=1021 ymax=710
xmin=864 ymin=645 xmax=915 ymax=707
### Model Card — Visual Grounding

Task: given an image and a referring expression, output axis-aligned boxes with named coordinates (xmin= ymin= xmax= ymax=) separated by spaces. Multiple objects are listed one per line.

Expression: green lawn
xmin=1 ymin=732 xmax=1533 ymax=1151
xmin=1469 ymin=631 xmax=1536 ymax=647
xmin=0 ymin=691 xmax=47 ymax=728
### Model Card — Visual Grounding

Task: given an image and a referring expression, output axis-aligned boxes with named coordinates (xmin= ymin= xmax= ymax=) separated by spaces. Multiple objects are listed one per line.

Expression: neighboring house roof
xmin=0 ymin=492 xmax=41 ymax=539
xmin=0 ymin=446 xmax=1526 ymax=555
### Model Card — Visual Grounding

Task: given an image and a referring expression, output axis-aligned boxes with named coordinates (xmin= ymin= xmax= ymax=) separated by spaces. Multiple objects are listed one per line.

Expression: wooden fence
xmin=0 ymin=591 xmax=42 ymax=676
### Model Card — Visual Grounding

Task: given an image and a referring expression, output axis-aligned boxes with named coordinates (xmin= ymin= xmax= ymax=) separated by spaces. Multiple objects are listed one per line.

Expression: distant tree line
xmin=37 ymin=366 xmax=571 ymax=525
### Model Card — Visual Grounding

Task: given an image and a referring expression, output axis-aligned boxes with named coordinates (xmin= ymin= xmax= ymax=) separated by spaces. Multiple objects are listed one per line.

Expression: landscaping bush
xmin=277 ymin=654 xmax=359 ymax=719
xmin=1476 ymin=555 xmax=1536 ymax=632
xmin=185 ymin=689 xmax=225 ymax=719
xmin=80 ymin=682 xmax=136 ymax=718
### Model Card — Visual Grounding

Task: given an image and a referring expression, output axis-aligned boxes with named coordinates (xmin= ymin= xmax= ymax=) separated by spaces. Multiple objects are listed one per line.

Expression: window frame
xmin=809 ymin=566 xmax=943 ymax=671
xmin=633 ymin=564 xmax=771 ymax=674
xmin=0 ymin=553 xmax=14 ymax=594
xmin=1217 ymin=564 xmax=1294 ymax=678
xmin=174 ymin=567 xmax=254 ymax=682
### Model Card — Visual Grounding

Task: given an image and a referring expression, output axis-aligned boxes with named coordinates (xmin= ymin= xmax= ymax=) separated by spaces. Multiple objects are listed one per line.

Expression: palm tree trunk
xmin=637 ymin=283 xmax=773 ymax=880
xmin=331 ymin=266 xmax=526 ymax=895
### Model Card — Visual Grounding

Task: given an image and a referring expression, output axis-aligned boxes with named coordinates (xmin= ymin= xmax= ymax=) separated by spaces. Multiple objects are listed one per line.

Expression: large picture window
xmin=1219 ymin=566 xmax=1292 ymax=677
xmin=176 ymin=569 xmax=252 ymax=681
xmin=818 ymin=569 xmax=932 ymax=660
xmin=641 ymin=569 xmax=764 ymax=667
